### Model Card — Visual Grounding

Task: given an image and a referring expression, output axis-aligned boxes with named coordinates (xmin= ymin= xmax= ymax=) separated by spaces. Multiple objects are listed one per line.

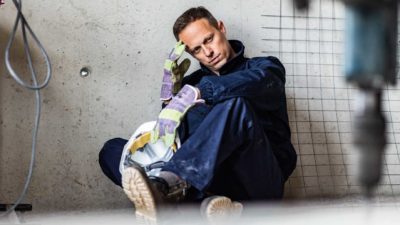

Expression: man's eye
xmin=206 ymin=36 xmax=213 ymax=43
xmin=192 ymin=48 xmax=201 ymax=54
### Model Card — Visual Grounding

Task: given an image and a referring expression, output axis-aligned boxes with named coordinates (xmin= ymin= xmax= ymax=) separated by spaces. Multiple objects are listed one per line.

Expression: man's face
xmin=178 ymin=18 xmax=234 ymax=73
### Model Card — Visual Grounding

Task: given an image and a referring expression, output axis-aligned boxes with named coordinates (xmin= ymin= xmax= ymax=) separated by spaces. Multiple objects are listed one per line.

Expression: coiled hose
xmin=1 ymin=0 xmax=51 ymax=216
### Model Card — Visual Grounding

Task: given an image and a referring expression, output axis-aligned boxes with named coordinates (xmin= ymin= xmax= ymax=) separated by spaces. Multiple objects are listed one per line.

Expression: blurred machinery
xmin=292 ymin=0 xmax=398 ymax=197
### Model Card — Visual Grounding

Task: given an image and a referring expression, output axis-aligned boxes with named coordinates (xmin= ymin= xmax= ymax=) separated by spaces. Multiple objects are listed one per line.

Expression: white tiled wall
xmin=259 ymin=0 xmax=400 ymax=198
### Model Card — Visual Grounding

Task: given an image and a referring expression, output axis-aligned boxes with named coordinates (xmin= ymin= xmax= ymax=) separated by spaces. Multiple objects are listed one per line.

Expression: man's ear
xmin=217 ymin=20 xmax=227 ymax=34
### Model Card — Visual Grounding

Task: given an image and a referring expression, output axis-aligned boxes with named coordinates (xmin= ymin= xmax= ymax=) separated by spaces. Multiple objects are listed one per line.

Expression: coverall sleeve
xmin=197 ymin=56 xmax=286 ymax=109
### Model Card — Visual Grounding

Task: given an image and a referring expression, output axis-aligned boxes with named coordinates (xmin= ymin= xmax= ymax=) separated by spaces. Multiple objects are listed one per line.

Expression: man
xmin=99 ymin=6 xmax=297 ymax=222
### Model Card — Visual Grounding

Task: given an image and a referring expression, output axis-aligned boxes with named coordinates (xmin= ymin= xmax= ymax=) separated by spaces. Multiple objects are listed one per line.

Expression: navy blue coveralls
xmin=99 ymin=40 xmax=297 ymax=201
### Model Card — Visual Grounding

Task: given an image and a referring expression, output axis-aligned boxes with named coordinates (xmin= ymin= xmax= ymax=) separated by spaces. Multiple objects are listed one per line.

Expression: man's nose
xmin=202 ymin=45 xmax=213 ymax=57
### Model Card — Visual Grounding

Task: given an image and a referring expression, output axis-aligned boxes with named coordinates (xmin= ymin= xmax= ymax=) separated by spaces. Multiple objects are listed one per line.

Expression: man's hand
xmin=160 ymin=41 xmax=191 ymax=101
xmin=152 ymin=84 xmax=204 ymax=147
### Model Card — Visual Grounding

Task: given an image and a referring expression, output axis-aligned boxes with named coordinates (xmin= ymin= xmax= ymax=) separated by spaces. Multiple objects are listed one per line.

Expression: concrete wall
xmin=0 ymin=0 xmax=399 ymax=212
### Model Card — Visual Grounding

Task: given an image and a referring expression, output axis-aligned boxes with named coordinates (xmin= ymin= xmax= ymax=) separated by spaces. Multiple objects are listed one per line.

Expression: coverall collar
xmin=200 ymin=40 xmax=245 ymax=75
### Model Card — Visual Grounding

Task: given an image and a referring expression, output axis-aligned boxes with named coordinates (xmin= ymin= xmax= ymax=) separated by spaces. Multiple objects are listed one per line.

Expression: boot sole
xmin=122 ymin=167 xmax=157 ymax=224
xmin=200 ymin=196 xmax=243 ymax=222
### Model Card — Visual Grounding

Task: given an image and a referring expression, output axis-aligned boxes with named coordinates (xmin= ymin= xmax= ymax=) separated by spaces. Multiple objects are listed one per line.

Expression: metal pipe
xmin=353 ymin=90 xmax=386 ymax=196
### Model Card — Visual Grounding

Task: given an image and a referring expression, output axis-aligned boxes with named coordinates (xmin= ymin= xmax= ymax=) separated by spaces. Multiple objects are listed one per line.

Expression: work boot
xmin=122 ymin=165 xmax=188 ymax=224
xmin=200 ymin=195 xmax=243 ymax=224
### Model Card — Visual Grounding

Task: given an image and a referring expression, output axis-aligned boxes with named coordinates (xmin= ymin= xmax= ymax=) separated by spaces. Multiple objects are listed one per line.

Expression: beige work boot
xmin=200 ymin=195 xmax=243 ymax=224
xmin=122 ymin=166 xmax=188 ymax=224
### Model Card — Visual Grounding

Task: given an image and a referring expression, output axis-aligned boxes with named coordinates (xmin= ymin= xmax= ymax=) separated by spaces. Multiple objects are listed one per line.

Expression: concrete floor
xmin=1 ymin=196 xmax=400 ymax=225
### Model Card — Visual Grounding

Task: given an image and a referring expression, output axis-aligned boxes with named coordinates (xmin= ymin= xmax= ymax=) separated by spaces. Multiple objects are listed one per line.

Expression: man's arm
xmin=197 ymin=56 xmax=285 ymax=110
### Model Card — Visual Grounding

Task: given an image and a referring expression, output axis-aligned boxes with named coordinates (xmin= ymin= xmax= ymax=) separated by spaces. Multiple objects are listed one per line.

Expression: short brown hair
xmin=173 ymin=6 xmax=218 ymax=41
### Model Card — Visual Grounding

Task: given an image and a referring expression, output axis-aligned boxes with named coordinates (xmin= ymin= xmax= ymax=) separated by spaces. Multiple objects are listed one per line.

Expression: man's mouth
xmin=209 ymin=54 xmax=221 ymax=65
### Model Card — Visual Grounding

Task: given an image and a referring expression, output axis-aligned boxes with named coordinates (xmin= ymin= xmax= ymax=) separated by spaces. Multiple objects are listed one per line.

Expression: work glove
xmin=152 ymin=84 xmax=204 ymax=147
xmin=160 ymin=41 xmax=191 ymax=101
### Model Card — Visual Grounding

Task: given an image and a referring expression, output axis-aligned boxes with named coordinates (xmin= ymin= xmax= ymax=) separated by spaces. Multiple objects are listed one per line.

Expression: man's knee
xmin=219 ymin=97 xmax=256 ymax=121
xmin=98 ymin=138 xmax=127 ymax=186
xmin=217 ymin=97 xmax=252 ymax=112
xmin=205 ymin=97 xmax=259 ymax=139
xmin=99 ymin=138 xmax=127 ymax=168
